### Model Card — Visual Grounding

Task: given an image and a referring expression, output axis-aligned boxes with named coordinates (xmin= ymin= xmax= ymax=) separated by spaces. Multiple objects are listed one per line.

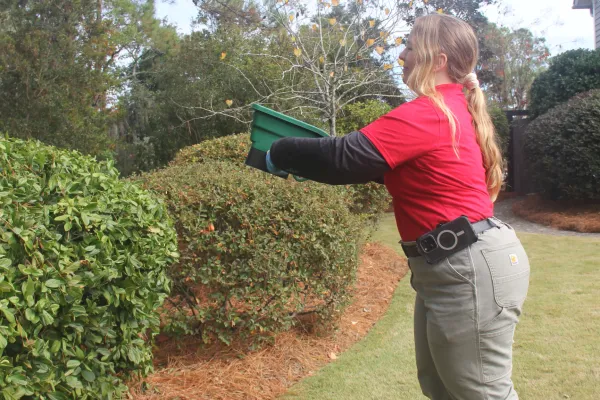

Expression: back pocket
xmin=482 ymin=242 xmax=530 ymax=308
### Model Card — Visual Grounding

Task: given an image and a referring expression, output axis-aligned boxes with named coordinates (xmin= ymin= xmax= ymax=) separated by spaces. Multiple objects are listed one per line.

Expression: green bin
xmin=245 ymin=104 xmax=329 ymax=179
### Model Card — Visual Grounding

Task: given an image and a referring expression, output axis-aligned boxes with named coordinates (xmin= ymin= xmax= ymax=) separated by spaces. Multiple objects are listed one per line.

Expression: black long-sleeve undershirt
xmin=269 ymin=131 xmax=390 ymax=185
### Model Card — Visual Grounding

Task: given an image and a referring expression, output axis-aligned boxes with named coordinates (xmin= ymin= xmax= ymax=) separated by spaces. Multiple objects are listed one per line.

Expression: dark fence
xmin=505 ymin=110 xmax=533 ymax=195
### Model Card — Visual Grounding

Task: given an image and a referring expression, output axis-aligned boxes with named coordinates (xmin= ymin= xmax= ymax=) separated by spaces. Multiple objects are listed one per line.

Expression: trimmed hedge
xmin=0 ymin=137 xmax=178 ymax=398
xmin=139 ymin=162 xmax=363 ymax=345
xmin=170 ymin=133 xmax=250 ymax=167
xmin=171 ymin=133 xmax=390 ymax=218
xmin=529 ymin=49 xmax=600 ymax=119
xmin=523 ymin=90 xmax=600 ymax=200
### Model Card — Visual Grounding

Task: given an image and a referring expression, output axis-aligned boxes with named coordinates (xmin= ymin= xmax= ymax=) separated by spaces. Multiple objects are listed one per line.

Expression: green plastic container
xmin=245 ymin=104 xmax=329 ymax=179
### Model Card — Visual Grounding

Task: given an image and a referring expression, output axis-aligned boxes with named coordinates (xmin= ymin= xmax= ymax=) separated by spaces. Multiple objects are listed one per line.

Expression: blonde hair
xmin=406 ymin=14 xmax=503 ymax=202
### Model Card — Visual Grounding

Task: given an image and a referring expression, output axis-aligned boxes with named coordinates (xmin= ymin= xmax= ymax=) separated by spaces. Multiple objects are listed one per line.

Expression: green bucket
xmin=245 ymin=104 xmax=329 ymax=180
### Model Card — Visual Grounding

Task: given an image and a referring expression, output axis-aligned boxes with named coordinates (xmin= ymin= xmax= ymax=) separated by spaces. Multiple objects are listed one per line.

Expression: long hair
xmin=406 ymin=14 xmax=503 ymax=202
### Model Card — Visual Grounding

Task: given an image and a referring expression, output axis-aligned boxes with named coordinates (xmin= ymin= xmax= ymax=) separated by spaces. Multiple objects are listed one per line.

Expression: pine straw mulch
xmin=128 ymin=242 xmax=409 ymax=400
xmin=512 ymin=194 xmax=600 ymax=233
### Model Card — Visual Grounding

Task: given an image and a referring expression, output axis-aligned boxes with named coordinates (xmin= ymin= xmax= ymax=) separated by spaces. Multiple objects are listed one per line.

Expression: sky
xmin=154 ymin=0 xmax=596 ymax=55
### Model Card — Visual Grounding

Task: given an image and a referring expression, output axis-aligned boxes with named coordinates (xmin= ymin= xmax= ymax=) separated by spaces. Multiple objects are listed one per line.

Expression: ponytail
xmin=465 ymin=85 xmax=504 ymax=202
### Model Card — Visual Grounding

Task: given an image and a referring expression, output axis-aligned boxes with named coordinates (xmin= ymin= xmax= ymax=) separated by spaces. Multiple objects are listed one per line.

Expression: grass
xmin=281 ymin=213 xmax=600 ymax=400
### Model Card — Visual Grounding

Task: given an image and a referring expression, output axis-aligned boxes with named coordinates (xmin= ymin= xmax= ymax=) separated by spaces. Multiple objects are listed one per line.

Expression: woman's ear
xmin=434 ymin=53 xmax=448 ymax=72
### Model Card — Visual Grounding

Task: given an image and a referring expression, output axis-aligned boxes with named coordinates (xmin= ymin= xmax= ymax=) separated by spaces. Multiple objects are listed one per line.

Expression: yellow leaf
xmin=332 ymin=0 xmax=339 ymax=5
xmin=375 ymin=46 xmax=384 ymax=55
xmin=366 ymin=38 xmax=375 ymax=47
xmin=329 ymin=18 xmax=336 ymax=25
xmin=398 ymin=58 xmax=405 ymax=67
xmin=395 ymin=37 xmax=402 ymax=46
xmin=357 ymin=0 xmax=362 ymax=4
xmin=289 ymin=14 xmax=294 ymax=22
xmin=312 ymin=24 xmax=318 ymax=31
xmin=380 ymin=31 xmax=389 ymax=39
xmin=319 ymin=56 xmax=325 ymax=63
xmin=344 ymin=65 xmax=348 ymax=72
xmin=339 ymin=39 xmax=346 ymax=46
xmin=225 ymin=100 xmax=233 ymax=107
xmin=424 ymin=0 xmax=428 ymax=3
xmin=330 ymin=71 xmax=334 ymax=77
xmin=383 ymin=63 xmax=392 ymax=70
xmin=328 ymin=352 xmax=337 ymax=360
xmin=437 ymin=8 xmax=443 ymax=14
xmin=385 ymin=8 xmax=390 ymax=15
xmin=220 ymin=52 xmax=226 ymax=60
xmin=293 ymin=47 xmax=302 ymax=57
xmin=369 ymin=20 xmax=375 ymax=28
xmin=408 ymin=0 xmax=413 ymax=7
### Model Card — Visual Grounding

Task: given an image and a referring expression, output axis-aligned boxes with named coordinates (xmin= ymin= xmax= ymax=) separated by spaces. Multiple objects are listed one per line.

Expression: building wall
xmin=592 ymin=0 xmax=600 ymax=49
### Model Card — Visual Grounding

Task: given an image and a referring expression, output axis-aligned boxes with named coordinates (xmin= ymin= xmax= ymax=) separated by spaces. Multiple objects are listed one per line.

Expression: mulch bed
xmin=512 ymin=194 xmax=600 ymax=233
xmin=128 ymin=242 xmax=409 ymax=400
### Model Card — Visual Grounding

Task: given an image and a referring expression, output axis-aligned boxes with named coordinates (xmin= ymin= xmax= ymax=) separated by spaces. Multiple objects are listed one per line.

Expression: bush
xmin=0 ymin=137 xmax=178 ymax=398
xmin=529 ymin=49 xmax=600 ymax=119
xmin=488 ymin=105 xmax=510 ymax=157
xmin=139 ymin=161 xmax=364 ymax=345
xmin=336 ymin=100 xmax=392 ymax=134
xmin=171 ymin=133 xmax=390 ymax=218
xmin=170 ymin=133 xmax=250 ymax=167
xmin=523 ymin=90 xmax=600 ymax=201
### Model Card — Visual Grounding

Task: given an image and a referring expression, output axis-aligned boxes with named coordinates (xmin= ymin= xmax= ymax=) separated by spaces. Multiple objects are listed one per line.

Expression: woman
xmin=266 ymin=13 xmax=529 ymax=400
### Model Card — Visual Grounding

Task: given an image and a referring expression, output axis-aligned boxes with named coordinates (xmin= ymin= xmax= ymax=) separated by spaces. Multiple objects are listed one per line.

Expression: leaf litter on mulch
xmin=128 ymin=242 xmax=408 ymax=400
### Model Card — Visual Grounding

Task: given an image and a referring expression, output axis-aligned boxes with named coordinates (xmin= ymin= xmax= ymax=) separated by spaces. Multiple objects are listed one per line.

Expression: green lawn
xmin=280 ymin=213 xmax=600 ymax=400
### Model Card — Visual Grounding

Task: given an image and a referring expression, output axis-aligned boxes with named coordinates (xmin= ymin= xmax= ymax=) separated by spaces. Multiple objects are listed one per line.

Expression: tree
xmin=188 ymin=0 xmax=411 ymax=136
xmin=0 ymin=0 xmax=167 ymax=156
xmin=479 ymin=24 xmax=550 ymax=109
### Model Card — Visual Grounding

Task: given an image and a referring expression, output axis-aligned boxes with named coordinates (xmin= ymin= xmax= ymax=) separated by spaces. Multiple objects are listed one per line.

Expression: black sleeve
xmin=269 ymin=131 xmax=390 ymax=185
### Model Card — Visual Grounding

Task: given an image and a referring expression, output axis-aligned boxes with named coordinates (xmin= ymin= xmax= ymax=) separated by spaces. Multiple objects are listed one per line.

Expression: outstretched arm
xmin=268 ymin=131 xmax=390 ymax=185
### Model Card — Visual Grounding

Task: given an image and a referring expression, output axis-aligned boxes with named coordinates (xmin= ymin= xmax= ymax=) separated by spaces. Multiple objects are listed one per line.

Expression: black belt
xmin=401 ymin=218 xmax=498 ymax=259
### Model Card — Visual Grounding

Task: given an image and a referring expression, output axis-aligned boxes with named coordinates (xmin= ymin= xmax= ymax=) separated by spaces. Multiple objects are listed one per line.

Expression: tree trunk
xmin=329 ymin=115 xmax=336 ymax=137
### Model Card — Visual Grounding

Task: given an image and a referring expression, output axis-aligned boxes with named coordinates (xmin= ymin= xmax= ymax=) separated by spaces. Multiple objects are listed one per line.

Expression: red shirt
xmin=360 ymin=83 xmax=493 ymax=241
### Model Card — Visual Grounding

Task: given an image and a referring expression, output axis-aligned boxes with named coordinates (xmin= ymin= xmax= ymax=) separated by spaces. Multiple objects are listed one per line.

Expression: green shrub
xmin=488 ymin=105 xmax=510 ymax=157
xmin=523 ymin=89 xmax=600 ymax=200
xmin=170 ymin=133 xmax=250 ymax=167
xmin=529 ymin=49 xmax=600 ymax=119
xmin=139 ymin=161 xmax=364 ymax=345
xmin=336 ymin=100 xmax=392 ymax=134
xmin=0 ymin=137 xmax=178 ymax=399
xmin=348 ymin=182 xmax=391 ymax=215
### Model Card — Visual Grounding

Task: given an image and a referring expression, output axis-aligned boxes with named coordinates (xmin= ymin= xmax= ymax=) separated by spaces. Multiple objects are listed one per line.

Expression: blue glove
xmin=266 ymin=150 xmax=289 ymax=177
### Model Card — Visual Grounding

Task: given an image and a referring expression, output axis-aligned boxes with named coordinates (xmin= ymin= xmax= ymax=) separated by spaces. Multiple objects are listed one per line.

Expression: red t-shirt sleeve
xmin=359 ymin=100 xmax=442 ymax=169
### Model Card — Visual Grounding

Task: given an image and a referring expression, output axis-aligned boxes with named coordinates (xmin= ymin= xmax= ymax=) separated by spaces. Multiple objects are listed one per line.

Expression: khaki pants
xmin=406 ymin=221 xmax=530 ymax=400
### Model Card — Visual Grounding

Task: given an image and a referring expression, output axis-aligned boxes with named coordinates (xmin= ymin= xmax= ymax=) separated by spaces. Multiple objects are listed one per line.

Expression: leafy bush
xmin=529 ymin=49 xmax=600 ymax=118
xmin=0 ymin=137 xmax=178 ymax=399
xmin=336 ymin=100 xmax=392 ymax=134
xmin=523 ymin=89 xmax=600 ymax=200
xmin=170 ymin=133 xmax=250 ymax=167
xmin=139 ymin=161 xmax=364 ymax=345
xmin=171 ymin=133 xmax=390 ymax=217
xmin=488 ymin=105 xmax=510 ymax=157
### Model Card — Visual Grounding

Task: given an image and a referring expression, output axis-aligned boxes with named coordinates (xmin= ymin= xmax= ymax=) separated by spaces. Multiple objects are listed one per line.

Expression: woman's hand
xmin=266 ymin=150 xmax=289 ymax=177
